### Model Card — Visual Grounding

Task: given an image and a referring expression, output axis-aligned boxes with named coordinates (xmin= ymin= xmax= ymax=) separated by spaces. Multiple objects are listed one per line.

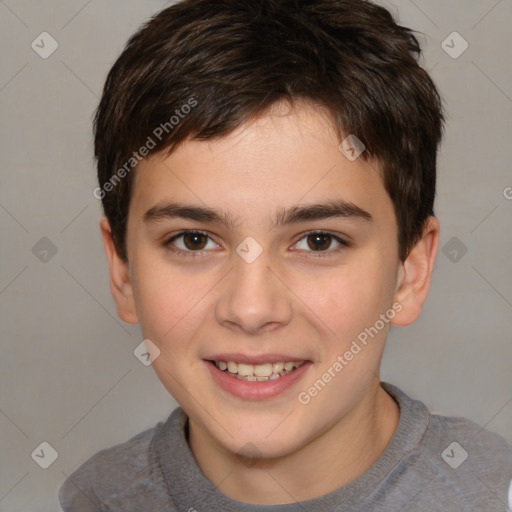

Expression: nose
xmin=215 ymin=249 xmax=293 ymax=335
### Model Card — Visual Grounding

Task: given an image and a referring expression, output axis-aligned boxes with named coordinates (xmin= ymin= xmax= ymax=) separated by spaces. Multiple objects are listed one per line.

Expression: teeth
xmin=272 ymin=362 xmax=284 ymax=374
xmin=237 ymin=363 xmax=254 ymax=377
xmin=214 ymin=360 xmax=304 ymax=381
xmin=254 ymin=363 xmax=273 ymax=377
xmin=239 ymin=374 xmax=257 ymax=381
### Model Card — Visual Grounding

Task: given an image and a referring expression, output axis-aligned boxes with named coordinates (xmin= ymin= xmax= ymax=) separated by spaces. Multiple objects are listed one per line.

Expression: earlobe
xmin=99 ymin=217 xmax=139 ymax=324
xmin=391 ymin=216 xmax=440 ymax=326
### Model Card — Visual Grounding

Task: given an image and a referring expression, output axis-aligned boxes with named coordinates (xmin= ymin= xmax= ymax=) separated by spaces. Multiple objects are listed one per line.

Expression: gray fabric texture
xmin=59 ymin=382 xmax=512 ymax=511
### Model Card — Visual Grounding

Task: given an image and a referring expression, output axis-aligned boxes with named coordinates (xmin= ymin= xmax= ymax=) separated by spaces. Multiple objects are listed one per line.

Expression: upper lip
xmin=205 ymin=353 xmax=309 ymax=365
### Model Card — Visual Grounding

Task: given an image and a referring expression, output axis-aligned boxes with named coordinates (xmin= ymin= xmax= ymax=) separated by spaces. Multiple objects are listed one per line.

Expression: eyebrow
xmin=143 ymin=199 xmax=373 ymax=228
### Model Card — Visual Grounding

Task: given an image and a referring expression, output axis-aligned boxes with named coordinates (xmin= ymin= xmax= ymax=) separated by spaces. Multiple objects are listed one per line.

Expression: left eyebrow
xmin=143 ymin=199 xmax=373 ymax=229
xmin=274 ymin=200 xmax=373 ymax=226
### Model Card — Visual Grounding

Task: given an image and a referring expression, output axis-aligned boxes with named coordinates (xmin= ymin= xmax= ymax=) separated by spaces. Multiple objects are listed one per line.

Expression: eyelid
xmin=163 ymin=229 xmax=349 ymax=257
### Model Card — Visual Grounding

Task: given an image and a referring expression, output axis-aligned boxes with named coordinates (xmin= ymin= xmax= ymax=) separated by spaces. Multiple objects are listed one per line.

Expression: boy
xmin=59 ymin=0 xmax=512 ymax=510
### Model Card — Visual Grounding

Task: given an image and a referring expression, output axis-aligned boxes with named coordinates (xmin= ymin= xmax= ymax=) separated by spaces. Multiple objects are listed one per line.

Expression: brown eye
xmin=182 ymin=232 xmax=208 ymax=250
xmin=165 ymin=230 xmax=218 ymax=254
xmin=306 ymin=233 xmax=332 ymax=251
xmin=294 ymin=231 xmax=348 ymax=255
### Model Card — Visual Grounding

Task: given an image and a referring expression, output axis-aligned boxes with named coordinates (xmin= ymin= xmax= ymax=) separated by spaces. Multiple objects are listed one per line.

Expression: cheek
xmin=133 ymin=263 xmax=211 ymax=399
xmin=132 ymin=260 xmax=209 ymax=351
xmin=305 ymin=260 xmax=397 ymax=349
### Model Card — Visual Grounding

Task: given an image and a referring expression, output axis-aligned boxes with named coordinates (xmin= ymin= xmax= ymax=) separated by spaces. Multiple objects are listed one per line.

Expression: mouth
xmin=204 ymin=356 xmax=312 ymax=400
xmin=210 ymin=360 xmax=305 ymax=381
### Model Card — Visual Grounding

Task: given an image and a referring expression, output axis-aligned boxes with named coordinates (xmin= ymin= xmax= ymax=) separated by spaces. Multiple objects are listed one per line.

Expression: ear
xmin=391 ymin=216 xmax=439 ymax=326
xmin=99 ymin=217 xmax=139 ymax=324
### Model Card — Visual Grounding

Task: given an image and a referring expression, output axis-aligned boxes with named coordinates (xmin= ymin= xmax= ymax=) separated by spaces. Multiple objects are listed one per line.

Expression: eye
xmin=164 ymin=230 xmax=219 ymax=255
xmin=163 ymin=229 xmax=349 ymax=258
xmin=293 ymin=231 xmax=349 ymax=256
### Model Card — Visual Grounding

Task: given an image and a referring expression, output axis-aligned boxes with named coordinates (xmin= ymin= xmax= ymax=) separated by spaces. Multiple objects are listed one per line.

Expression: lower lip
xmin=205 ymin=360 xmax=312 ymax=400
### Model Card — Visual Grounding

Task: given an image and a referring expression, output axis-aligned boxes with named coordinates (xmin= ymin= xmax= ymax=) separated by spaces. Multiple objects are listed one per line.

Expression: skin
xmin=101 ymin=100 xmax=439 ymax=504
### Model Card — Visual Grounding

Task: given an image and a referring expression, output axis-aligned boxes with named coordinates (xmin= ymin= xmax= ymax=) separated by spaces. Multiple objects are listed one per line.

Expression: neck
xmin=188 ymin=381 xmax=400 ymax=505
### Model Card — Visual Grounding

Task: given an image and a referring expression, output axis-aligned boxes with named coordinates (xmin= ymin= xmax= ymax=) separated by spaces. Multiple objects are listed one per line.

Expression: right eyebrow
xmin=143 ymin=202 xmax=239 ymax=228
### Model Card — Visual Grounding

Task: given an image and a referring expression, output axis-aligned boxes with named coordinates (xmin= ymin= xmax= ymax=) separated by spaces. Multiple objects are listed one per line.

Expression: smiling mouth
xmin=209 ymin=360 xmax=305 ymax=381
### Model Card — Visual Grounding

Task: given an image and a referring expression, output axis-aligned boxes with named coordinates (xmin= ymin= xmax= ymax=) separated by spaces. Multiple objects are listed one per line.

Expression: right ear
xmin=99 ymin=217 xmax=139 ymax=324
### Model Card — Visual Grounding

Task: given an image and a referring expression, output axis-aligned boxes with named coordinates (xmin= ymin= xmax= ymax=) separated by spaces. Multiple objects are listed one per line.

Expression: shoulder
xmin=421 ymin=409 xmax=512 ymax=510
xmin=385 ymin=383 xmax=512 ymax=472
xmin=59 ymin=423 xmax=167 ymax=511
xmin=383 ymin=383 xmax=512 ymax=510
xmin=427 ymin=412 xmax=512 ymax=468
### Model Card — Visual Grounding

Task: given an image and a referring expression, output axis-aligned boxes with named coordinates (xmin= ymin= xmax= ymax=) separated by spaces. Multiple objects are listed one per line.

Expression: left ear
xmin=391 ymin=216 xmax=440 ymax=326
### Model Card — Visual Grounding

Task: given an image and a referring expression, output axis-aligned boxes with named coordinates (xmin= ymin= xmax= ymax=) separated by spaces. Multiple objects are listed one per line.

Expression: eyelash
xmin=163 ymin=230 xmax=349 ymax=258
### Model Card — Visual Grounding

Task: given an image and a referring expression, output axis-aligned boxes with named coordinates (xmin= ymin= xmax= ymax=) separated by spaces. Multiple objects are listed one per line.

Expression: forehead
xmin=130 ymin=101 xmax=393 ymax=228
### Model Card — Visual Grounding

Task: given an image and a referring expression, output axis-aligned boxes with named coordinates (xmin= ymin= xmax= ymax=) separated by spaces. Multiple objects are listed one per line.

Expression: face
xmin=117 ymin=102 xmax=408 ymax=458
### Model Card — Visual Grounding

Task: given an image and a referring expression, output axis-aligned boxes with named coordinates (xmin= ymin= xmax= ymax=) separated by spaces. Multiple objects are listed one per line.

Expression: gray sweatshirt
xmin=59 ymin=382 xmax=512 ymax=511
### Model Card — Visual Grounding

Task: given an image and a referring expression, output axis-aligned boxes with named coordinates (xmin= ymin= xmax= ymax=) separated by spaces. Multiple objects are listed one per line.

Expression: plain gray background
xmin=0 ymin=0 xmax=511 ymax=510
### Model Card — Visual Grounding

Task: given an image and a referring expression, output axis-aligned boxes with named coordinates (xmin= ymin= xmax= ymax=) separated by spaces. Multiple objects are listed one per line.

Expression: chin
xmin=211 ymin=414 xmax=309 ymax=460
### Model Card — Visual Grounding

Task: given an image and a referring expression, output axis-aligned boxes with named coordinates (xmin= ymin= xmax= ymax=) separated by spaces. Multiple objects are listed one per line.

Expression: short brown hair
xmin=94 ymin=0 xmax=445 ymax=262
